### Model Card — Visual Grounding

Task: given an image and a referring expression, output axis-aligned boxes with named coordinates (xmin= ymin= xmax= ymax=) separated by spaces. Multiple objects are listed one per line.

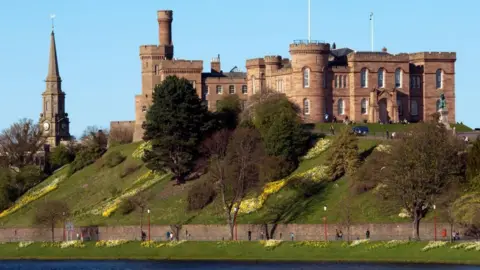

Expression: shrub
xmin=119 ymin=199 xmax=136 ymax=215
xmin=49 ymin=144 xmax=75 ymax=170
xmin=68 ymin=147 xmax=105 ymax=176
xmin=16 ymin=165 xmax=46 ymax=194
xmin=351 ymin=150 xmax=387 ymax=194
xmin=120 ymin=160 xmax=142 ymax=178
xmin=104 ymin=151 xmax=126 ymax=168
xmin=187 ymin=180 xmax=216 ymax=211
xmin=259 ymin=156 xmax=295 ymax=182
xmin=325 ymin=127 xmax=360 ymax=181
xmin=109 ymin=186 xmax=120 ymax=197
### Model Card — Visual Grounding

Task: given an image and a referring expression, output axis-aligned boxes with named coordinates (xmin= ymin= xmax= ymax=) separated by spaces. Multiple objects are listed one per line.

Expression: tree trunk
xmin=227 ymin=220 xmax=234 ymax=240
xmin=450 ymin=223 xmax=453 ymax=242
xmin=263 ymin=224 xmax=270 ymax=240
xmin=269 ymin=224 xmax=278 ymax=240
xmin=412 ymin=216 xmax=421 ymax=240
xmin=140 ymin=210 xmax=144 ymax=240
xmin=51 ymin=223 xmax=55 ymax=242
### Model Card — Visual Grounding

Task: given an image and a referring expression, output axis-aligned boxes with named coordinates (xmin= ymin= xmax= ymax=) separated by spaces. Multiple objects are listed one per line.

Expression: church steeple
xmin=46 ymin=30 xmax=61 ymax=83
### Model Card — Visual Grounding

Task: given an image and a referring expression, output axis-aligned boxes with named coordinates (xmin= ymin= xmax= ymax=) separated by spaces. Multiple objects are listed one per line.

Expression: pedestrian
xmin=391 ymin=132 xmax=396 ymax=140
xmin=290 ymin=232 xmax=295 ymax=241
xmin=248 ymin=230 xmax=252 ymax=241
xmin=141 ymin=231 xmax=146 ymax=241
xmin=385 ymin=130 xmax=390 ymax=139
xmin=366 ymin=229 xmax=370 ymax=239
xmin=170 ymin=232 xmax=175 ymax=241
xmin=260 ymin=231 xmax=264 ymax=240
xmin=339 ymin=230 xmax=343 ymax=240
xmin=335 ymin=229 xmax=339 ymax=240
xmin=166 ymin=231 xmax=170 ymax=241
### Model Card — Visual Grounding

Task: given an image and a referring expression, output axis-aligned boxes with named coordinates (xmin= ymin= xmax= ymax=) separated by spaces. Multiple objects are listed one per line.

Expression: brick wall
xmin=0 ymin=223 xmax=465 ymax=242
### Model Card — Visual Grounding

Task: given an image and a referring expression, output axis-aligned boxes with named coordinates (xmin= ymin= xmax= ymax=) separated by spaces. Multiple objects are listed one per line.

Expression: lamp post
xmin=433 ymin=205 xmax=437 ymax=241
xmin=233 ymin=207 xmax=238 ymax=241
xmin=62 ymin=212 xmax=66 ymax=241
xmin=323 ymin=206 xmax=328 ymax=242
xmin=147 ymin=209 xmax=151 ymax=241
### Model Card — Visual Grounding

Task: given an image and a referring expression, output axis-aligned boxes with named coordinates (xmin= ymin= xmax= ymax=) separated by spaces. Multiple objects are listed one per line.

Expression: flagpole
xmin=308 ymin=0 xmax=311 ymax=42
xmin=370 ymin=12 xmax=374 ymax=51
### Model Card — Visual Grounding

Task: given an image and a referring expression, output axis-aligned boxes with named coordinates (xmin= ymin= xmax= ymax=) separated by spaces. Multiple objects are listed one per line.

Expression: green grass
xmin=315 ymin=122 xmax=472 ymax=135
xmin=0 ymin=137 xmax=410 ymax=227
xmin=1 ymin=241 xmax=479 ymax=265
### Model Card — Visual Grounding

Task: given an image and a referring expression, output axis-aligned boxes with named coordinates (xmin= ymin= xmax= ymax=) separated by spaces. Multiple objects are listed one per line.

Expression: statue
xmin=439 ymin=93 xmax=447 ymax=110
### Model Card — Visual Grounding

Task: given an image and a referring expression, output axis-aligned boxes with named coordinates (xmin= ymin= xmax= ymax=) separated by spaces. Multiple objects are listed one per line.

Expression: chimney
xmin=211 ymin=54 xmax=221 ymax=73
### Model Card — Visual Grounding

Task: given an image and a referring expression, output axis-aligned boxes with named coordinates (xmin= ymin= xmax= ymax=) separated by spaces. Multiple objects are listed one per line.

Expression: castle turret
xmin=264 ymin=55 xmax=282 ymax=75
xmin=157 ymin=10 xmax=173 ymax=60
xmin=289 ymin=40 xmax=330 ymax=122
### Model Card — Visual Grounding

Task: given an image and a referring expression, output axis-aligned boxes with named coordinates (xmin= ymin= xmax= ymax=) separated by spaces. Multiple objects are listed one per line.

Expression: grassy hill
xmin=0 ymin=127 xmax=443 ymax=227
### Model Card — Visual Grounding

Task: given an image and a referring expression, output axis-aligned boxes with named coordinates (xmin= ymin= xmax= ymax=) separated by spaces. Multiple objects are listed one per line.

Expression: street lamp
xmin=323 ymin=206 xmax=328 ymax=242
xmin=233 ymin=207 xmax=238 ymax=241
xmin=62 ymin=212 xmax=66 ymax=241
xmin=147 ymin=209 xmax=151 ymax=241
xmin=433 ymin=205 xmax=437 ymax=241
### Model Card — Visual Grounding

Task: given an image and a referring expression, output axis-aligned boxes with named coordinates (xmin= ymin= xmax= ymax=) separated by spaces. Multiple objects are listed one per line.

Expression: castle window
xmin=410 ymin=76 xmax=415 ymax=88
xmin=416 ymin=76 xmax=421 ymax=88
xmin=395 ymin=68 xmax=402 ymax=88
xmin=361 ymin=98 xmax=368 ymax=115
xmin=436 ymin=69 xmax=443 ymax=89
xmin=378 ymin=68 xmax=385 ymax=88
xmin=216 ymin=85 xmax=223 ymax=94
xmin=334 ymin=75 xmax=338 ymax=88
xmin=154 ymin=65 xmax=159 ymax=75
xmin=360 ymin=68 xmax=368 ymax=88
xmin=343 ymin=75 xmax=347 ymax=88
xmin=303 ymin=68 xmax=310 ymax=88
xmin=338 ymin=99 xmax=345 ymax=115
xmin=229 ymin=85 xmax=235 ymax=94
xmin=397 ymin=99 xmax=403 ymax=116
xmin=252 ymin=76 xmax=257 ymax=94
xmin=410 ymin=100 xmax=418 ymax=116
xmin=303 ymin=98 xmax=310 ymax=115
xmin=242 ymin=85 xmax=247 ymax=94
xmin=142 ymin=105 xmax=147 ymax=113
xmin=339 ymin=75 xmax=343 ymax=88
xmin=205 ymin=86 xmax=209 ymax=95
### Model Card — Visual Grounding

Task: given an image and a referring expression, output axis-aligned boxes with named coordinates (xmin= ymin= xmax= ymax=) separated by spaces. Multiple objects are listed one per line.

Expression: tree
xmin=0 ymin=118 xmax=46 ymax=168
xmin=381 ymin=123 xmax=466 ymax=240
xmin=80 ymin=126 xmax=108 ymax=151
xmin=466 ymin=138 xmax=480 ymax=189
xmin=128 ymin=191 xmax=153 ymax=234
xmin=49 ymin=144 xmax=75 ymax=170
xmin=143 ymin=76 xmax=213 ymax=184
xmin=215 ymin=95 xmax=242 ymax=130
xmin=326 ymin=126 xmax=360 ymax=181
xmin=452 ymin=192 xmax=480 ymax=239
xmin=352 ymin=149 xmax=388 ymax=194
xmin=207 ymin=128 xmax=265 ymax=240
xmin=339 ymin=194 xmax=354 ymax=242
xmin=34 ymin=200 xmax=70 ymax=242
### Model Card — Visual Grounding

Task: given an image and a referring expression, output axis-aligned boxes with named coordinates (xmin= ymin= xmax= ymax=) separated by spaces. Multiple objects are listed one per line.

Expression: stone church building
xmin=109 ymin=10 xmax=456 ymax=142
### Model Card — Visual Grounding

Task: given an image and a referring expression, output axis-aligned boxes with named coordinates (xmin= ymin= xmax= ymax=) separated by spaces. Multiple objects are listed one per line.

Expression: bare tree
xmin=80 ymin=126 xmax=109 ymax=150
xmin=0 ymin=119 xmax=46 ymax=168
xmin=339 ymin=195 xmax=354 ymax=242
xmin=207 ymin=128 xmax=265 ymax=240
xmin=34 ymin=200 xmax=70 ymax=242
xmin=109 ymin=126 xmax=133 ymax=145
xmin=128 ymin=191 xmax=153 ymax=234
xmin=381 ymin=122 xmax=466 ymax=240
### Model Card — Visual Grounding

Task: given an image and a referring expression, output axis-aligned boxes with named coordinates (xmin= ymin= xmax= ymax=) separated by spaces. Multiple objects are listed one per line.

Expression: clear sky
xmin=0 ymin=0 xmax=478 ymax=137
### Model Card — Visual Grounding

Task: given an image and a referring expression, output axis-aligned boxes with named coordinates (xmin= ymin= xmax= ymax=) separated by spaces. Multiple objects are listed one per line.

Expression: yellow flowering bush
xmin=260 ymin=239 xmax=283 ymax=250
xmin=293 ymin=241 xmax=329 ymax=248
xmin=375 ymin=144 xmax=392 ymax=153
xmin=141 ymin=240 xmax=186 ymax=248
xmin=60 ymin=240 xmax=85 ymax=248
xmin=302 ymin=139 xmax=332 ymax=160
xmin=18 ymin=241 xmax=34 ymax=248
xmin=41 ymin=242 xmax=61 ymax=248
xmin=0 ymin=177 xmax=65 ymax=218
xmin=95 ymin=240 xmax=129 ymax=247
xmin=132 ymin=141 xmax=152 ymax=160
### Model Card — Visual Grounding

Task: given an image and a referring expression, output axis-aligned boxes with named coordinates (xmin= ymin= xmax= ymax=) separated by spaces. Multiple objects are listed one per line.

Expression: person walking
xmin=248 ymin=230 xmax=252 ymax=241
xmin=366 ymin=229 xmax=370 ymax=239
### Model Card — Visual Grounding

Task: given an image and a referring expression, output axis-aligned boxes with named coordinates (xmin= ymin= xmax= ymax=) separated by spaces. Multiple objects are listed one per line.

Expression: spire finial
xmin=50 ymin=14 xmax=56 ymax=31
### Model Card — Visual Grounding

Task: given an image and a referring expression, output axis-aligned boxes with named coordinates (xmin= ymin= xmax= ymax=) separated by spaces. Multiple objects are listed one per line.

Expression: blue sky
xmin=0 ymin=0 xmax=477 ymax=137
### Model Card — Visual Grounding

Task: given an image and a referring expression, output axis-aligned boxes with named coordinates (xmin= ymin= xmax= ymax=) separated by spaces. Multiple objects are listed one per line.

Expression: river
xmin=0 ymin=261 xmax=478 ymax=270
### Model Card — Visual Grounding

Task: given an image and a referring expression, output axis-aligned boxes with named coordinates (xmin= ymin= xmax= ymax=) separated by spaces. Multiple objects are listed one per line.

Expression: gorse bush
xmin=187 ymin=180 xmax=216 ymax=211
xmin=49 ymin=144 xmax=75 ymax=170
xmin=68 ymin=146 xmax=105 ymax=176
xmin=119 ymin=199 xmax=136 ymax=215
xmin=104 ymin=151 xmax=126 ymax=168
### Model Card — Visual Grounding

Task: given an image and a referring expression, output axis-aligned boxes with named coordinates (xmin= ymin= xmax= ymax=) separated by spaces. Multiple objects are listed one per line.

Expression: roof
xmin=330 ymin=48 xmax=354 ymax=58
xmin=202 ymin=71 xmax=246 ymax=79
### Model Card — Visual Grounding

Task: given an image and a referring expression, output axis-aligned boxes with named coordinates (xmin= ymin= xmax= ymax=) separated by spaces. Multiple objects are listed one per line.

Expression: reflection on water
xmin=0 ymin=261 xmax=478 ymax=270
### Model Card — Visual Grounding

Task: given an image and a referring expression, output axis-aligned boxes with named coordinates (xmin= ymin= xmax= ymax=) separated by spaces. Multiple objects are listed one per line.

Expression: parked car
xmin=352 ymin=126 xmax=369 ymax=136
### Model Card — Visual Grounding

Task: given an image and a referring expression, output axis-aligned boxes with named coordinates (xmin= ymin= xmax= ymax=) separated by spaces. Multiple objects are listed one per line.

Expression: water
xmin=0 ymin=261 xmax=478 ymax=270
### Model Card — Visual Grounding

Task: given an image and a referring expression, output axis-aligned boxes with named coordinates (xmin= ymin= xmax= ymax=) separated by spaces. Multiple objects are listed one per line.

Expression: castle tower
xmin=39 ymin=30 xmax=70 ymax=147
xmin=289 ymin=41 xmax=330 ymax=122
xmin=157 ymin=10 xmax=174 ymax=60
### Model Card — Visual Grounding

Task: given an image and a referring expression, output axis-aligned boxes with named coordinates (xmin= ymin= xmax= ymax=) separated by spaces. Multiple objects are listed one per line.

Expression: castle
xmin=110 ymin=10 xmax=457 ymax=142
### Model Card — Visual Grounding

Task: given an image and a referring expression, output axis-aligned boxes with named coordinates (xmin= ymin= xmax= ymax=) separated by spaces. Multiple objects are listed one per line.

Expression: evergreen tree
xmin=326 ymin=126 xmax=360 ymax=181
xmin=143 ymin=76 xmax=212 ymax=184
xmin=215 ymin=95 xmax=242 ymax=130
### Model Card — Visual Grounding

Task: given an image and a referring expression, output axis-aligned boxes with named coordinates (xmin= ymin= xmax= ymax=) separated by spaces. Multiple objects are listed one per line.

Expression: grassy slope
xmin=315 ymin=122 xmax=472 ymax=134
xmin=0 ymin=241 xmax=479 ymax=264
xmin=0 ymin=133 xmax=430 ymax=226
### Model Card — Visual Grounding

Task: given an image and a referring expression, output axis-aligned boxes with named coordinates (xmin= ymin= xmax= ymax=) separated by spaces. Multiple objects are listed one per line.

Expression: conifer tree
xmin=326 ymin=126 xmax=360 ymax=181
xmin=143 ymin=76 xmax=212 ymax=184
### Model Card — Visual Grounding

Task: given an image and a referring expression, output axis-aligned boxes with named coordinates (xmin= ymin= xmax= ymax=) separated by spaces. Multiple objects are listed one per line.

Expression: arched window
xmin=411 ymin=100 xmax=418 ymax=116
xmin=361 ymin=98 xmax=368 ymax=115
xmin=436 ymin=99 xmax=441 ymax=111
xmin=303 ymin=68 xmax=310 ymax=88
xmin=436 ymin=69 xmax=443 ymax=89
xmin=395 ymin=68 xmax=402 ymax=88
xmin=252 ymin=76 xmax=257 ymax=94
xmin=338 ymin=99 xmax=345 ymax=115
xmin=343 ymin=75 xmax=347 ymax=88
xmin=303 ymin=99 xmax=310 ymax=115
xmin=378 ymin=68 xmax=385 ymax=88
xmin=142 ymin=105 xmax=147 ymax=112
xmin=360 ymin=68 xmax=368 ymax=88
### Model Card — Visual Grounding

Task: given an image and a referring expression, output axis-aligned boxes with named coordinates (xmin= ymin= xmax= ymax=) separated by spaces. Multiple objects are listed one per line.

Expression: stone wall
xmin=0 ymin=223 xmax=467 ymax=242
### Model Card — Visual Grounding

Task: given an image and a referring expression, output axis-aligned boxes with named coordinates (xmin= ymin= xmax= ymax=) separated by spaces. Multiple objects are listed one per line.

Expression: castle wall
xmin=203 ymin=76 xmax=248 ymax=111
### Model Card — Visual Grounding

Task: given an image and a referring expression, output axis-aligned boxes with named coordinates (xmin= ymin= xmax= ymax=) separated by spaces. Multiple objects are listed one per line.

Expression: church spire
xmin=46 ymin=30 xmax=61 ymax=82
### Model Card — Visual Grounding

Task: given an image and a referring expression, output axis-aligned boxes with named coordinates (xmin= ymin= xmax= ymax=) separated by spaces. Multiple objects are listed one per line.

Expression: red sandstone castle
xmin=110 ymin=10 xmax=457 ymax=142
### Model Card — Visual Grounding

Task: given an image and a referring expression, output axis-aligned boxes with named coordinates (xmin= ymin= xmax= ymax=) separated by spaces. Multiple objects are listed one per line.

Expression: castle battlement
xmin=347 ymin=52 xmax=410 ymax=62
xmin=264 ymin=55 xmax=282 ymax=64
xmin=140 ymin=45 xmax=163 ymax=55
xmin=409 ymin=52 xmax=456 ymax=61
xmin=246 ymin=58 xmax=265 ymax=67
xmin=289 ymin=40 xmax=330 ymax=54
xmin=157 ymin=10 xmax=173 ymax=21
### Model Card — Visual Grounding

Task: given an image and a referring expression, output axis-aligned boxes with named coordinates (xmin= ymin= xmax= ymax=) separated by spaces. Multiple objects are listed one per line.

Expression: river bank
xmin=0 ymin=241 xmax=479 ymax=265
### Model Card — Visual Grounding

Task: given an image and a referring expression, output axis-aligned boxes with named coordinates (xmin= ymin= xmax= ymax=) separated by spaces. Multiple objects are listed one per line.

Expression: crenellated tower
xmin=39 ymin=30 xmax=70 ymax=147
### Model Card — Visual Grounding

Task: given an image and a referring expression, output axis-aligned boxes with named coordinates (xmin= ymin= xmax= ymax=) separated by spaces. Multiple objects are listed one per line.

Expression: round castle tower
xmin=157 ymin=10 xmax=173 ymax=59
xmin=289 ymin=40 xmax=330 ymax=122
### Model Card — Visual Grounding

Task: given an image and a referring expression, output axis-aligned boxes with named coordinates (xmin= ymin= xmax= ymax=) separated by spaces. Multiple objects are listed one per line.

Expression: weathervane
xmin=50 ymin=14 xmax=56 ymax=31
